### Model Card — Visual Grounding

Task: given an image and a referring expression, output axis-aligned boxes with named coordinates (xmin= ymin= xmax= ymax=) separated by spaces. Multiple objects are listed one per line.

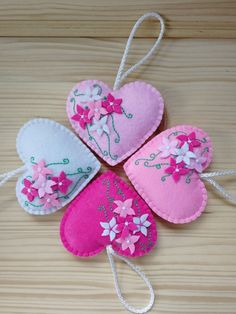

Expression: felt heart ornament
xmin=60 ymin=170 xmax=157 ymax=313
xmin=66 ymin=80 xmax=164 ymax=166
xmin=60 ymin=170 xmax=157 ymax=257
xmin=14 ymin=118 xmax=100 ymax=215
xmin=124 ymin=125 xmax=214 ymax=224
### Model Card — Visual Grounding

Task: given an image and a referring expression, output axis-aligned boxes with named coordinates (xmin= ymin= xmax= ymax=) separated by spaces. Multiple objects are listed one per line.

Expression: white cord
xmin=0 ymin=165 xmax=26 ymax=187
xmin=200 ymin=169 xmax=236 ymax=204
xmin=106 ymin=245 xmax=155 ymax=314
xmin=113 ymin=12 xmax=165 ymax=90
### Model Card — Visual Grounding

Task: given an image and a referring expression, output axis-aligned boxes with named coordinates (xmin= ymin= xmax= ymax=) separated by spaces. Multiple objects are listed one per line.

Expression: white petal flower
xmin=78 ymin=86 xmax=102 ymax=103
xmin=133 ymin=214 xmax=151 ymax=236
xmin=90 ymin=116 xmax=109 ymax=137
xmin=159 ymin=137 xmax=178 ymax=158
xmin=174 ymin=142 xmax=196 ymax=165
xmin=100 ymin=217 xmax=119 ymax=241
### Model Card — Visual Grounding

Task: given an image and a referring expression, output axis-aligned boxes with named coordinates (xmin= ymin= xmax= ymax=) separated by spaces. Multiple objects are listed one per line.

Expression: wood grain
xmin=0 ymin=1 xmax=236 ymax=314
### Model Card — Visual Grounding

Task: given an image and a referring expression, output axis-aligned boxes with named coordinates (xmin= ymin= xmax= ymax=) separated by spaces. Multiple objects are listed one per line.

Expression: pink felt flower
xmin=52 ymin=171 xmax=73 ymax=194
xmin=32 ymin=176 xmax=55 ymax=198
xmin=165 ymin=158 xmax=189 ymax=182
xmin=32 ymin=160 xmax=52 ymax=181
xmin=187 ymin=148 xmax=208 ymax=173
xmin=113 ymin=199 xmax=135 ymax=218
xmin=116 ymin=234 xmax=140 ymax=254
xmin=71 ymin=105 xmax=92 ymax=129
xmin=177 ymin=132 xmax=201 ymax=151
xmin=39 ymin=193 xmax=61 ymax=209
xmin=102 ymin=93 xmax=122 ymax=114
xmin=21 ymin=178 xmax=38 ymax=202
xmin=88 ymin=101 xmax=107 ymax=120
xmin=159 ymin=137 xmax=178 ymax=158
xmin=174 ymin=142 xmax=196 ymax=166
xmin=116 ymin=216 xmax=137 ymax=239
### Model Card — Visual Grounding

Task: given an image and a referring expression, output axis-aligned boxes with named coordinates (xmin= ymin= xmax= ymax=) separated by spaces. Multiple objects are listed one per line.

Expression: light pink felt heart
xmin=124 ymin=125 xmax=213 ymax=224
xmin=60 ymin=171 xmax=157 ymax=258
xmin=66 ymin=80 xmax=164 ymax=166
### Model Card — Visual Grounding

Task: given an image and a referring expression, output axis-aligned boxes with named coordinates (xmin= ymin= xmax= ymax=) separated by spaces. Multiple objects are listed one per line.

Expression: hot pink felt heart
xmin=124 ymin=125 xmax=213 ymax=224
xmin=66 ymin=80 xmax=164 ymax=166
xmin=60 ymin=171 xmax=157 ymax=258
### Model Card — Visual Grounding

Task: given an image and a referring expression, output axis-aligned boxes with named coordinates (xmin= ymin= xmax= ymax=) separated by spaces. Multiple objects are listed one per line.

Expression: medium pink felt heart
xmin=124 ymin=125 xmax=213 ymax=224
xmin=66 ymin=80 xmax=164 ymax=166
xmin=60 ymin=171 xmax=157 ymax=258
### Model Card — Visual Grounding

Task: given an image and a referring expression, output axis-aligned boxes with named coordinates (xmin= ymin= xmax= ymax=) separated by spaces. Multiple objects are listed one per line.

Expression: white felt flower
xmin=100 ymin=217 xmax=119 ymax=241
xmin=79 ymin=86 xmax=102 ymax=103
xmin=90 ymin=116 xmax=109 ymax=136
xmin=133 ymin=214 xmax=151 ymax=236
xmin=174 ymin=142 xmax=196 ymax=165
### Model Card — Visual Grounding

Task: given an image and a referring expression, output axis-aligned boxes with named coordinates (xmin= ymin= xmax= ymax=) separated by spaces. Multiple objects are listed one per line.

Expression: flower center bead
xmin=125 ymin=222 xmax=128 ymax=226
xmin=122 ymin=206 xmax=126 ymax=210
xmin=59 ymin=182 xmax=63 ymax=186
xmin=126 ymin=239 xmax=130 ymax=244
xmin=81 ymin=114 xmax=84 ymax=119
xmin=47 ymin=198 xmax=51 ymax=203
xmin=175 ymin=168 xmax=180 ymax=172
xmin=27 ymin=188 xmax=31 ymax=193
xmin=188 ymin=139 xmax=191 ymax=144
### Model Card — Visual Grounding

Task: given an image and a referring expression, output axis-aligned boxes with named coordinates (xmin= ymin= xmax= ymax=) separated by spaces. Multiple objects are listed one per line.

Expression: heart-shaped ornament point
xmin=16 ymin=119 xmax=100 ymax=215
xmin=60 ymin=171 xmax=157 ymax=258
xmin=66 ymin=80 xmax=164 ymax=166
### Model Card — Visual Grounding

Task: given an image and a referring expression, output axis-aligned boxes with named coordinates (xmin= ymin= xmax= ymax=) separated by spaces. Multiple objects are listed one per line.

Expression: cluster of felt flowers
xmin=71 ymin=85 xmax=123 ymax=136
xmin=100 ymin=198 xmax=151 ymax=254
xmin=21 ymin=160 xmax=72 ymax=209
xmin=159 ymin=132 xmax=208 ymax=182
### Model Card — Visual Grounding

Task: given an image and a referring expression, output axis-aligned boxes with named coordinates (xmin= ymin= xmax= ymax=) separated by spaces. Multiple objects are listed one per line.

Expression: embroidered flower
xmin=113 ymin=199 xmax=135 ymax=218
xmin=174 ymin=142 xmax=196 ymax=165
xmin=116 ymin=216 xmax=137 ymax=239
xmin=88 ymin=101 xmax=107 ymax=120
xmin=187 ymin=148 xmax=208 ymax=173
xmin=165 ymin=158 xmax=189 ymax=182
xmin=102 ymin=93 xmax=122 ymax=114
xmin=133 ymin=214 xmax=151 ymax=236
xmin=100 ymin=217 xmax=119 ymax=241
xmin=32 ymin=160 xmax=52 ymax=181
xmin=78 ymin=85 xmax=102 ymax=103
xmin=51 ymin=171 xmax=73 ymax=194
xmin=116 ymin=234 xmax=140 ymax=254
xmin=39 ymin=193 xmax=61 ymax=209
xmin=177 ymin=132 xmax=201 ymax=151
xmin=71 ymin=105 xmax=92 ymax=129
xmin=159 ymin=137 xmax=178 ymax=158
xmin=21 ymin=178 xmax=38 ymax=202
xmin=32 ymin=176 xmax=55 ymax=198
xmin=90 ymin=116 xmax=109 ymax=136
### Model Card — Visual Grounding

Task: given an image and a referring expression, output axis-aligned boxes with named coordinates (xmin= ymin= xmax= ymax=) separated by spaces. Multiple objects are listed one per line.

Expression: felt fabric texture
xmin=60 ymin=171 xmax=157 ymax=258
xmin=66 ymin=80 xmax=164 ymax=166
xmin=124 ymin=125 xmax=213 ymax=224
xmin=16 ymin=118 xmax=101 ymax=215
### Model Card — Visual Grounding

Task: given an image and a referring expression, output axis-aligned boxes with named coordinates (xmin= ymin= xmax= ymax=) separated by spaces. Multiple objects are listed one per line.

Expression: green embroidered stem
xmin=135 ymin=152 xmax=160 ymax=166
xmin=104 ymin=132 xmax=118 ymax=161
xmin=196 ymin=137 xmax=207 ymax=143
xmin=186 ymin=170 xmax=194 ymax=184
xmin=143 ymin=162 xmax=169 ymax=169
xmin=70 ymin=97 xmax=76 ymax=114
xmin=86 ymin=124 xmax=109 ymax=157
xmin=168 ymin=130 xmax=187 ymax=139
xmin=30 ymin=156 xmax=37 ymax=165
xmin=121 ymin=106 xmax=133 ymax=119
xmin=58 ymin=174 xmax=89 ymax=200
xmin=161 ymin=173 xmax=171 ymax=182
xmin=201 ymin=147 xmax=209 ymax=156
xmin=67 ymin=166 xmax=92 ymax=176
xmin=133 ymin=199 xmax=141 ymax=216
xmin=98 ymin=205 xmax=109 ymax=222
xmin=25 ymin=201 xmax=43 ymax=208
xmin=73 ymin=89 xmax=84 ymax=97
xmin=113 ymin=178 xmax=125 ymax=200
xmin=102 ymin=179 xmax=115 ymax=212
xmin=110 ymin=114 xmax=120 ymax=144
xmin=46 ymin=158 xmax=69 ymax=167
xmin=93 ymin=84 xmax=102 ymax=95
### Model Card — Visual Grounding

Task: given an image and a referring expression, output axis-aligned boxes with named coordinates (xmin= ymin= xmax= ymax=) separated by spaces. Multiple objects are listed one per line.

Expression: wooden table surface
xmin=0 ymin=1 xmax=236 ymax=313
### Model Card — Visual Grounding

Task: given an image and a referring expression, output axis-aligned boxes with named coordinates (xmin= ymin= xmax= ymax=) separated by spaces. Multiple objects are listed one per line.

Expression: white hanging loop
xmin=106 ymin=245 xmax=155 ymax=314
xmin=0 ymin=165 xmax=26 ymax=187
xmin=113 ymin=12 xmax=165 ymax=90
xmin=200 ymin=169 xmax=236 ymax=204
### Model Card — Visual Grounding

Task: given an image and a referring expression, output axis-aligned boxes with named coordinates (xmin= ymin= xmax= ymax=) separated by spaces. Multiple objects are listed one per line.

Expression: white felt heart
xmin=66 ymin=80 xmax=164 ymax=166
xmin=16 ymin=119 xmax=100 ymax=215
